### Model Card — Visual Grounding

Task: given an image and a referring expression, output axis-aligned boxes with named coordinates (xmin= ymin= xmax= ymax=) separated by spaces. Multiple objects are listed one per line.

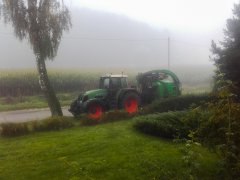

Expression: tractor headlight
xmin=77 ymin=94 xmax=83 ymax=101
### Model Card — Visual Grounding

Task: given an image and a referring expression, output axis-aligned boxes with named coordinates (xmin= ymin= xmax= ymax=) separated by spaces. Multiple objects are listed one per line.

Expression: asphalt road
xmin=0 ymin=107 xmax=72 ymax=124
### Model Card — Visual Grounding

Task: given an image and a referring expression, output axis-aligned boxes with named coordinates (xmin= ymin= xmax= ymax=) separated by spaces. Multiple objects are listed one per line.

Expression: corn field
xmin=0 ymin=67 xmax=213 ymax=97
xmin=0 ymin=69 xmax=100 ymax=96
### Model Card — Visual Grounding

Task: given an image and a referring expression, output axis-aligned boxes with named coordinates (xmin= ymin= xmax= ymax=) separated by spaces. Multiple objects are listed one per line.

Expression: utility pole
xmin=168 ymin=37 xmax=170 ymax=70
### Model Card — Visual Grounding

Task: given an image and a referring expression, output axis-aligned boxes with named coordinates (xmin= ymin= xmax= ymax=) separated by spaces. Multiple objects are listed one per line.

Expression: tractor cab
xmin=99 ymin=75 xmax=128 ymax=90
xmin=99 ymin=75 xmax=129 ymax=108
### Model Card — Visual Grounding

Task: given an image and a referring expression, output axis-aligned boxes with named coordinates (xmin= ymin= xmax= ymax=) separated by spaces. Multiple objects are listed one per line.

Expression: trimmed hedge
xmin=81 ymin=110 xmax=135 ymax=126
xmin=134 ymin=111 xmax=189 ymax=139
xmin=32 ymin=117 xmax=74 ymax=132
xmin=0 ymin=117 xmax=74 ymax=137
xmin=0 ymin=122 xmax=29 ymax=137
xmin=143 ymin=94 xmax=213 ymax=114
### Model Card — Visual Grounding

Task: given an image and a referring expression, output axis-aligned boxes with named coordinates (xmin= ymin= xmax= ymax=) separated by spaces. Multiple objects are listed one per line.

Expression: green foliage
xmin=101 ymin=110 xmax=134 ymax=122
xmin=205 ymin=100 xmax=240 ymax=178
xmin=183 ymin=80 xmax=240 ymax=178
xmin=211 ymin=3 xmax=240 ymax=94
xmin=80 ymin=116 xmax=100 ymax=126
xmin=143 ymin=94 xmax=212 ymax=114
xmin=0 ymin=117 xmax=74 ymax=137
xmin=0 ymin=0 xmax=71 ymax=59
xmin=0 ymin=0 xmax=72 ymax=116
xmin=174 ymin=132 xmax=202 ymax=179
xmin=32 ymin=117 xmax=74 ymax=132
xmin=207 ymin=3 xmax=240 ymax=177
xmin=134 ymin=111 xmax=189 ymax=139
xmin=0 ymin=122 xmax=29 ymax=137
xmin=181 ymin=106 xmax=212 ymax=142
xmin=80 ymin=110 xmax=134 ymax=126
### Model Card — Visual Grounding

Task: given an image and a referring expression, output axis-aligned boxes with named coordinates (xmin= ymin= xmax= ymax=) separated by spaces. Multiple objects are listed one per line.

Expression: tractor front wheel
xmin=121 ymin=92 xmax=140 ymax=113
xmin=87 ymin=103 xmax=103 ymax=119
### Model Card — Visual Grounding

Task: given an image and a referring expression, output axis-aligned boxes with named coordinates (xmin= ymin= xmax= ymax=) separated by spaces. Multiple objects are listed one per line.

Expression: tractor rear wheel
xmin=87 ymin=102 xmax=103 ymax=119
xmin=121 ymin=92 xmax=140 ymax=113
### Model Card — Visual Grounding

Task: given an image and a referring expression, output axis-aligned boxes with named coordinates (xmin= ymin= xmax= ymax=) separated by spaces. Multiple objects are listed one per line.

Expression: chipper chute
xmin=137 ymin=69 xmax=181 ymax=104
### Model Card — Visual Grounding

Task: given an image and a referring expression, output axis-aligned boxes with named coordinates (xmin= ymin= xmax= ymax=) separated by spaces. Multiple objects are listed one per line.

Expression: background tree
xmin=208 ymin=3 xmax=240 ymax=177
xmin=0 ymin=0 xmax=71 ymax=116
xmin=211 ymin=2 xmax=240 ymax=95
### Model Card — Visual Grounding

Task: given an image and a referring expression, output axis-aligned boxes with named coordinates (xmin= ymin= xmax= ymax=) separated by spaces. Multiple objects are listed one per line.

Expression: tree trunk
xmin=37 ymin=56 xmax=63 ymax=116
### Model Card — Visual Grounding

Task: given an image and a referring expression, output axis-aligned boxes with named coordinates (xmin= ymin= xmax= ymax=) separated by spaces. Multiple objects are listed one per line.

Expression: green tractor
xmin=69 ymin=69 xmax=181 ymax=119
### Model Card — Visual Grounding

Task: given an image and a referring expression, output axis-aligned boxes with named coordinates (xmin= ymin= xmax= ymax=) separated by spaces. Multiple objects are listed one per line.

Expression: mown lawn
xmin=0 ymin=119 xmax=219 ymax=180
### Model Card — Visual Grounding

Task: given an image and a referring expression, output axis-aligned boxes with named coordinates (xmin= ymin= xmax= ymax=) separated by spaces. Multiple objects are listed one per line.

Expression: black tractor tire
xmin=120 ymin=92 xmax=140 ymax=113
xmin=69 ymin=99 xmax=81 ymax=117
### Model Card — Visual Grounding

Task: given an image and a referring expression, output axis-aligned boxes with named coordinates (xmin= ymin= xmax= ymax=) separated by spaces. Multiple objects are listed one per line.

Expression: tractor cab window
xmin=110 ymin=77 xmax=122 ymax=89
xmin=121 ymin=77 xmax=128 ymax=88
xmin=99 ymin=78 xmax=110 ymax=89
xmin=100 ymin=76 xmax=128 ymax=89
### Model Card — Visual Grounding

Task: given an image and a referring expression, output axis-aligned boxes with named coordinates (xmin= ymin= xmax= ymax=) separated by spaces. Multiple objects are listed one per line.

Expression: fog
xmin=0 ymin=6 xmax=228 ymax=70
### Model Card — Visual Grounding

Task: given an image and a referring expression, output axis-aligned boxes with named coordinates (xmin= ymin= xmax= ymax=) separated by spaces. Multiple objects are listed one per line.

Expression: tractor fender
xmin=83 ymin=98 xmax=106 ymax=112
xmin=117 ymin=88 xmax=141 ymax=108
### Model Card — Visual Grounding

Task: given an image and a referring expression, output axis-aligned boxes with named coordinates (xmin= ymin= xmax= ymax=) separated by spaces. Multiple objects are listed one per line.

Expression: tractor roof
xmin=101 ymin=74 xmax=128 ymax=78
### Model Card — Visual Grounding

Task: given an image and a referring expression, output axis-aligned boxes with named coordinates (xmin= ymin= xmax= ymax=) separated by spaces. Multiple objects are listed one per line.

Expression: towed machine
xmin=69 ymin=69 xmax=181 ymax=119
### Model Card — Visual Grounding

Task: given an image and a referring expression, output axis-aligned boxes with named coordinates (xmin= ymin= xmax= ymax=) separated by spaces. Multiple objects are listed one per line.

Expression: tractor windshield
xmin=111 ymin=77 xmax=128 ymax=89
xmin=99 ymin=77 xmax=110 ymax=89
xmin=99 ymin=77 xmax=128 ymax=89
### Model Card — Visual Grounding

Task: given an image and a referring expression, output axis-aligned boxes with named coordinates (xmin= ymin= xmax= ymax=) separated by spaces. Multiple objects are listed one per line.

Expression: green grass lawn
xmin=0 ymin=119 xmax=219 ymax=180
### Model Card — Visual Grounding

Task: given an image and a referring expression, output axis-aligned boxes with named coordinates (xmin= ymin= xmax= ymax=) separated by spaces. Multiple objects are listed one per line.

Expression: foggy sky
xmin=0 ymin=6 xmax=226 ymax=69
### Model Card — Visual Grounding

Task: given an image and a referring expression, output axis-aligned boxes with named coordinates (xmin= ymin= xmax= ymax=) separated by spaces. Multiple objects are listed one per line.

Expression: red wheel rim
xmin=88 ymin=103 xmax=102 ymax=119
xmin=124 ymin=97 xmax=138 ymax=113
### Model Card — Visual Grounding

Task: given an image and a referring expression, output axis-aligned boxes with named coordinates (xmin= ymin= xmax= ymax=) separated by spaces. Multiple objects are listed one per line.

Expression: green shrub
xmin=101 ymin=110 xmax=134 ymax=122
xmin=181 ymin=106 xmax=211 ymax=136
xmin=192 ymin=99 xmax=240 ymax=178
xmin=80 ymin=116 xmax=100 ymax=126
xmin=0 ymin=117 xmax=74 ymax=137
xmin=182 ymin=78 xmax=240 ymax=178
xmin=143 ymin=94 xmax=213 ymax=114
xmin=134 ymin=111 xmax=189 ymax=139
xmin=0 ymin=122 xmax=30 ymax=137
xmin=80 ymin=110 xmax=134 ymax=126
xmin=33 ymin=117 xmax=74 ymax=131
xmin=182 ymin=106 xmax=221 ymax=148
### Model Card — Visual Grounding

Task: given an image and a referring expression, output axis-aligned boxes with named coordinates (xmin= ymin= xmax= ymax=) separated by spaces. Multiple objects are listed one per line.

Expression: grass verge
xmin=0 ymin=92 xmax=79 ymax=112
